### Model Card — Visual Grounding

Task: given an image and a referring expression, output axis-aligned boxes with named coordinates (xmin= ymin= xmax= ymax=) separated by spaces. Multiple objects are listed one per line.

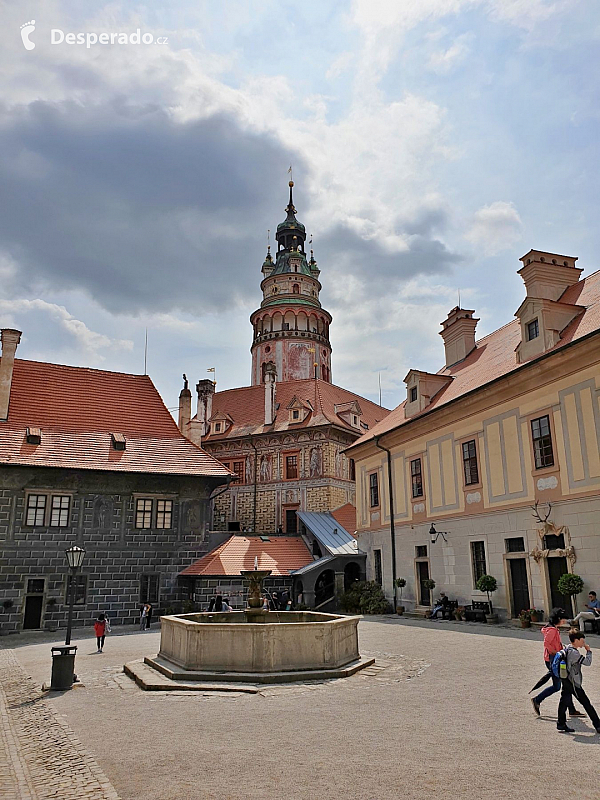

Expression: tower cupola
xmin=250 ymin=179 xmax=333 ymax=385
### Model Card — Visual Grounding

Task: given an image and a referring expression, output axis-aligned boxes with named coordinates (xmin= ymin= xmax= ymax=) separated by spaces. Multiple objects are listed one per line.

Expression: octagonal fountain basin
xmin=143 ymin=611 xmax=374 ymax=684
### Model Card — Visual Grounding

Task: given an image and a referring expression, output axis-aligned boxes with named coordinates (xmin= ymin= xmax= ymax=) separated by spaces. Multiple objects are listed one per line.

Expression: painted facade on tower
xmin=178 ymin=183 xmax=388 ymax=533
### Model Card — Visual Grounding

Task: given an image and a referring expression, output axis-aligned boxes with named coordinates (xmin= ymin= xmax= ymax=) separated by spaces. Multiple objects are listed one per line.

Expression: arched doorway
xmin=315 ymin=569 xmax=335 ymax=606
xmin=344 ymin=562 xmax=361 ymax=591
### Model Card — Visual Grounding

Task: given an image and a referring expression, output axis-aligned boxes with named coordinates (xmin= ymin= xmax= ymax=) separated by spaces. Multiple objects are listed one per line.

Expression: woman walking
xmin=140 ymin=603 xmax=149 ymax=630
xmin=94 ymin=613 xmax=107 ymax=653
xmin=531 ymin=608 xmax=583 ymax=717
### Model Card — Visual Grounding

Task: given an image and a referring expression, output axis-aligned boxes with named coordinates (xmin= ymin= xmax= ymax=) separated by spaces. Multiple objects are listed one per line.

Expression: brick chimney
xmin=0 ymin=329 xmax=22 ymax=421
xmin=178 ymin=374 xmax=192 ymax=436
xmin=196 ymin=379 xmax=215 ymax=439
xmin=439 ymin=307 xmax=479 ymax=368
xmin=264 ymin=361 xmax=277 ymax=426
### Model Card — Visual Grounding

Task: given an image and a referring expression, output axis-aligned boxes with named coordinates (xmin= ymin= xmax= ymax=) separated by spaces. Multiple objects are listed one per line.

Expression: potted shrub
xmin=519 ymin=609 xmax=532 ymax=628
xmin=395 ymin=578 xmax=407 ymax=615
xmin=557 ymin=573 xmax=584 ymax=616
xmin=476 ymin=574 xmax=498 ymax=623
xmin=529 ymin=608 xmax=543 ymax=623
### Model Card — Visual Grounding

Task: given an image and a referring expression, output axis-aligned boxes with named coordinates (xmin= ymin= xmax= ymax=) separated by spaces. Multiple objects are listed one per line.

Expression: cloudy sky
xmin=1 ymin=1 xmax=599 ymax=414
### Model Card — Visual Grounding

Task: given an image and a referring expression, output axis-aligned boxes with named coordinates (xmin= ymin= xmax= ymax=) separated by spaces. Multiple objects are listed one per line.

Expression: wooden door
xmin=509 ymin=558 xmax=530 ymax=618
xmin=417 ymin=561 xmax=431 ymax=606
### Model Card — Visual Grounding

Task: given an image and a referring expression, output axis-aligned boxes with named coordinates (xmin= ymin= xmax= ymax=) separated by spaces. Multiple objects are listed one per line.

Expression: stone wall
xmin=0 ymin=466 xmax=223 ymax=634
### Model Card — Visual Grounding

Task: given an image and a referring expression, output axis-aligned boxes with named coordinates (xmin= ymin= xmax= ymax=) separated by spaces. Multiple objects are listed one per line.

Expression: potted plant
xmin=454 ymin=605 xmax=466 ymax=621
xmin=395 ymin=578 xmax=407 ymax=615
xmin=519 ymin=609 xmax=532 ymax=628
xmin=476 ymin=574 xmax=498 ymax=623
xmin=529 ymin=608 xmax=543 ymax=623
xmin=557 ymin=573 xmax=584 ymax=616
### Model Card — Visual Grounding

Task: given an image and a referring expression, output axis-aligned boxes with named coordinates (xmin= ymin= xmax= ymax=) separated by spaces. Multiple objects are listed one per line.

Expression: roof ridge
xmin=15 ymin=358 xmax=151 ymax=380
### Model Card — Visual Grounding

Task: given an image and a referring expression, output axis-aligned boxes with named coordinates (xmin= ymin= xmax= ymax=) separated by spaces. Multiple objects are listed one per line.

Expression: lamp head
xmin=429 ymin=524 xmax=436 ymax=544
xmin=65 ymin=545 xmax=85 ymax=569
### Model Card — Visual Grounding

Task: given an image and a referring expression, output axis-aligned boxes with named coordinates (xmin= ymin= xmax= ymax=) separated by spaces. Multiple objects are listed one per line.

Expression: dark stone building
xmin=0 ymin=329 xmax=230 ymax=634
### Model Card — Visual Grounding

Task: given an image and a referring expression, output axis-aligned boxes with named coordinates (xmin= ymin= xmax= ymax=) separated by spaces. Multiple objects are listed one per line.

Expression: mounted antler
xmin=531 ymin=499 xmax=552 ymax=523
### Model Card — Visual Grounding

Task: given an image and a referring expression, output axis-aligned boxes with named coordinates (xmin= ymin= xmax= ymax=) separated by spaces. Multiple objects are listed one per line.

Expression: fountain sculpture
xmin=138 ymin=560 xmax=373 ymax=684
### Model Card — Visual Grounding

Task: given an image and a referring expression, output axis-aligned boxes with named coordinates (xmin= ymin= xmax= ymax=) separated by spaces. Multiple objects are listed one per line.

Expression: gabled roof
xmin=349 ymin=269 xmax=600 ymax=448
xmin=180 ymin=535 xmax=312 ymax=577
xmin=331 ymin=503 xmax=357 ymax=536
xmin=200 ymin=378 xmax=388 ymax=440
xmin=0 ymin=359 xmax=231 ymax=477
xmin=297 ymin=511 xmax=360 ymax=556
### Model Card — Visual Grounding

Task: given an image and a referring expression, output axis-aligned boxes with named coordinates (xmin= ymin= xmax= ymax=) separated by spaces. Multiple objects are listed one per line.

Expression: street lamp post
xmin=64 ymin=545 xmax=85 ymax=646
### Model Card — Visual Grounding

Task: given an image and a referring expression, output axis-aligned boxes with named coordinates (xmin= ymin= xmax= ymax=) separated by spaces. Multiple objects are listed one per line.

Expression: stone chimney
xmin=178 ymin=374 xmax=192 ymax=436
xmin=518 ymin=250 xmax=581 ymax=301
xmin=196 ymin=379 xmax=215 ymax=437
xmin=439 ymin=307 xmax=479 ymax=368
xmin=264 ymin=361 xmax=277 ymax=426
xmin=0 ymin=329 xmax=22 ymax=421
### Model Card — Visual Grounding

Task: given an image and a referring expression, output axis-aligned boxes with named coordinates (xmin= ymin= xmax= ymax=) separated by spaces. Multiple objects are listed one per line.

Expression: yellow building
xmin=346 ymin=250 xmax=600 ymax=620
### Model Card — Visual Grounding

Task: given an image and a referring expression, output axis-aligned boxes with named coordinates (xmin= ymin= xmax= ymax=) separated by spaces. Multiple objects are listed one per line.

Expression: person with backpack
xmin=555 ymin=629 xmax=600 ymax=734
xmin=531 ymin=608 xmax=583 ymax=717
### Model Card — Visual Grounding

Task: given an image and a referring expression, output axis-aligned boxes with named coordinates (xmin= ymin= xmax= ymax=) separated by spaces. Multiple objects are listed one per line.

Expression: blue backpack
xmin=551 ymin=648 xmax=569 ymax=679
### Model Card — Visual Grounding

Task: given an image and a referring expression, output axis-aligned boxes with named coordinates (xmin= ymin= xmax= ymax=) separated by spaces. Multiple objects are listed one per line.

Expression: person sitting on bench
xmin=571 ymin=591 xmax=600 ymax=630
xmin=430 ymin=592 xmax=450 ymax=619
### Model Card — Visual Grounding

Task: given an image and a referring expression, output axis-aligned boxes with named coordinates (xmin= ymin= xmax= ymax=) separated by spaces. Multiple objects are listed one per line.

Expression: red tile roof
xmin=351 ymin=269 xmax=600 ymax=447
xmin=331 ymin=503 xmax=357 ymax=536
xmin=180 ymin=535 xmax=313 ymax=576
xmin=201 ymin=378 xmax=388 ymax=440
xmin=0 ymin=359 xmax=231 ymax=477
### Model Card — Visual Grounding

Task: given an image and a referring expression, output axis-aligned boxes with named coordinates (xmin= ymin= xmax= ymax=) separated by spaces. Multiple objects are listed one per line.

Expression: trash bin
xmin=50 ymin=645 xmax=77 ymax=690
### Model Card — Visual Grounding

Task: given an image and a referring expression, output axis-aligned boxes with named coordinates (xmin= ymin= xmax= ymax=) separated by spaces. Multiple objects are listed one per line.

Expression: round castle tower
xmin=250 ymin=181 xmax=333 ymax=385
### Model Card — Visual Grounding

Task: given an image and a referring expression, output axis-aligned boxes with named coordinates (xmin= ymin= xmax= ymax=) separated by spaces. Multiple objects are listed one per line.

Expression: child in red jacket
xmin=531 ymin=608 xmax=582 ymax=716
xmin=94 ymin=614 xmax=107 ymax=653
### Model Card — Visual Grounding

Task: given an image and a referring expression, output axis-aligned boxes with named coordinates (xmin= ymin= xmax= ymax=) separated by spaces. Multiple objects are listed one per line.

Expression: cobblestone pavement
xmin=0 ymin=649 xmax=120 ymax=800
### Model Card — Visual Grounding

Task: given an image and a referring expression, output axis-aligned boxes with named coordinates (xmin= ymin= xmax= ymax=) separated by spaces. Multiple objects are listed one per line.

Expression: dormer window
xmin=410 ymin=386 xmax=418 ymax=403
xmin=526 ymin=319 xmax=539 ymax=341
xmin=214 ymin=422 xmax=222 ymax=433
xmin=26 ymin=427 xmax=42 ymax=445
xmin=292 ymin=409 xmax=300 ymax=420
xmin=110 ymin=432 xmax=126 ymax=451
xmin=353 ymin=415 xmax=358 ymax=426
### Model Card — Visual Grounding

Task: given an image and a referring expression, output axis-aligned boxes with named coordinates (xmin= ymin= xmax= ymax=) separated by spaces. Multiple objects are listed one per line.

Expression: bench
xmin=440 ymin=600 xmax=459 ymax=620
xmin=583 ymin=617 xmax=600 ymax=634
xmin=464 ymin=601 xmax=491 ymax=622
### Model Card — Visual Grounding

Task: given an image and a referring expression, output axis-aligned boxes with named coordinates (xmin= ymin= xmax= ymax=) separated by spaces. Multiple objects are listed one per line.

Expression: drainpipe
xmin=249 ymin=436 xmax=258 ymax=534
xmin=374 ymin=436 xmax=397 ymax=610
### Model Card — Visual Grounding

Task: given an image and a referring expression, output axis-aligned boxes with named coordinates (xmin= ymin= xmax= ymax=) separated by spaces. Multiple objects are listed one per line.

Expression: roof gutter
xmin=373 ymin=435 xmax=397 ymax=610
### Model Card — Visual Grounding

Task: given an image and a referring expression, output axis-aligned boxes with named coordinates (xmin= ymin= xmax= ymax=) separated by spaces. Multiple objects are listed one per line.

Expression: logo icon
xmin=20 ymin=20 xmax=36 ymax=51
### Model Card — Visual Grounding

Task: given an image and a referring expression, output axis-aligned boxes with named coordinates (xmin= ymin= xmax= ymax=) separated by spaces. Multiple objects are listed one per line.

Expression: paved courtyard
xmin=1 ymin=618 xmax=599 ymax=800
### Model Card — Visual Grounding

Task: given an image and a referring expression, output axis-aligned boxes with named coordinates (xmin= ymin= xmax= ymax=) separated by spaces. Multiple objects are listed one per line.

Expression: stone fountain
xmin=133 ymin=558 xmax=373 ymax=685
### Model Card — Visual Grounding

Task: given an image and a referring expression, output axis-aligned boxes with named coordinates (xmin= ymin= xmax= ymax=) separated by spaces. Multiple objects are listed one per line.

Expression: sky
xmin=1 ymin=0 xmax=599 ymax=416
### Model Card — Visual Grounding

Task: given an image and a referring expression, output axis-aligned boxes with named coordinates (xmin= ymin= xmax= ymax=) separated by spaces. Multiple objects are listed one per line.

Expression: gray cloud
xmin=0 ymin=99 xmax=301 ymax=313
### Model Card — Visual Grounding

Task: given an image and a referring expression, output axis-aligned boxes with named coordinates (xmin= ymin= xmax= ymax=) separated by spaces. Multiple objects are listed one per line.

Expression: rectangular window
xmin=140 ymin=574 xmax=159 ymax=604
xmin=214 ymin=422 xmax=222 ymax=432
xmin=471 ymin=541 xmax=487 ymax=585
xmin=505 ymin=537 xmax=525 ymax=553
xmin=66 ymin=574 xmax=88 ymax=605
xmin=50 ymin=495 xmax=70 ymax=527
xmin=285 ymin=455 xmax=298 ymax=479
xmin=349 ymin=458 xmax=356 ymax=481
xmin=416 ymin=545 xmax=428 ymax=558
xmin=26 ymin=494 xmax=46 ymax=526
xmin=156 ymin=499 xmax=173 ymax=529
xmin=411 ymin=458 xmax=423 ymax=498
xmin=531 ymin=415 xmax=554 ymax=469
xmin=369 ymin=472 xmax=379 ymax=507
xmin=27 ymin=578 xmax=45 ymax=594
xmin=543 ymin=533 xmax=565 ymax=550
xmin=292 ymin=409 xmax=300 ymax=420
xmin=462 ymin=440 xmax=479 ymax=486
xmin=526 ymin=319 xmax=539 ymax=341
xmin=373 ymin=549 xmax=383 ymax=585
xmin=135 ymin=498 xmax=153 ymax=529
xmin=232 ymin=461 xmax=245 ymax=483
xmin=410 ymin=386 xmax=418 ymax=403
